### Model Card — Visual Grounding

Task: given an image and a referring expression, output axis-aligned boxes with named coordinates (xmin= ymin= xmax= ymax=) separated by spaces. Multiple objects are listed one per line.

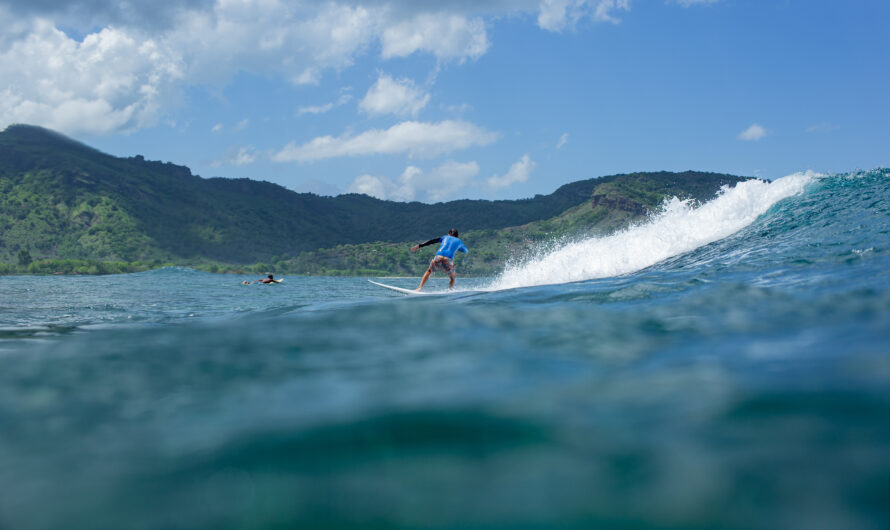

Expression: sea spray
xmin=1 ymin=169 xmax=889 ymax=529
xmin=489 ymin=171 xmax=819 ymax=290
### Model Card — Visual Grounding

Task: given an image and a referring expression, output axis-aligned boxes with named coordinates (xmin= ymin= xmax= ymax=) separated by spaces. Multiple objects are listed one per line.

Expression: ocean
xmin=1 ymin=169 xmax=888 ymax=529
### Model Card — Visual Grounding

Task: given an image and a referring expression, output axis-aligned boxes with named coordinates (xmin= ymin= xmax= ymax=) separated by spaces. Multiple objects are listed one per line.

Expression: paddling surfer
xmin=410 ymin=228 xmax=468 ymax=291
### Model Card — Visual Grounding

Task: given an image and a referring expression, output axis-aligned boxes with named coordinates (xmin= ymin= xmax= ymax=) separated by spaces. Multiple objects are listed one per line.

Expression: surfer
xmin=255 ymin=274 xmax=278 ymax=284
xmin=410 ymin=228 xmax=468 ymax=291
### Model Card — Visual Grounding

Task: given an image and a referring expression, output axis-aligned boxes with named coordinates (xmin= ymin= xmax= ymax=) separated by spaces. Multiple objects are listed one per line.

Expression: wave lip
xmin=490 ymin=171 xmax=818 ymax=290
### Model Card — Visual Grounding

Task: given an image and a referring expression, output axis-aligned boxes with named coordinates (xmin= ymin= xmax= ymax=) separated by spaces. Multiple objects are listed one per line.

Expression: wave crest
xmin=489 ymin=171 xmax=818 ymax=290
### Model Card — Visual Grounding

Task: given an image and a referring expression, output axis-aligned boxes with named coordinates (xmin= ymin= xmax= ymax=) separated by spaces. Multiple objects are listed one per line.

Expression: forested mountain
xmin=0 ymin=124 xmax=750 ymax=269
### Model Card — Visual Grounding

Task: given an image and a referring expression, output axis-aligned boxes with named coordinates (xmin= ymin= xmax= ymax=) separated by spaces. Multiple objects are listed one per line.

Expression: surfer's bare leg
xmin=448 ymin=271 xmax=455 ymax=289
xmin=416 ymin=268 xmax=432 ymax=291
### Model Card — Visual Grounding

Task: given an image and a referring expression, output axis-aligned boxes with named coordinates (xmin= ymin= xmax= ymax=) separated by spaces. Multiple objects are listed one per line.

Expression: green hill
xmin=285 ymin=174 xmax=748 ymax=277
xmin=0 ymin=124 xmax=751 ymax=274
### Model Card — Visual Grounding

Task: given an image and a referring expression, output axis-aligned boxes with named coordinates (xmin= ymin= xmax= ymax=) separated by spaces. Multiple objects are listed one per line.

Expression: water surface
xmin=1 ymin=170 xmax=889 ymax=529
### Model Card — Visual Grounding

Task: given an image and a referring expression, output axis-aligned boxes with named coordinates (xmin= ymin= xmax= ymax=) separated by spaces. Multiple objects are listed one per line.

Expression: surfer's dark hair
xmin=448 ymin=228 xmax=459 ymax=237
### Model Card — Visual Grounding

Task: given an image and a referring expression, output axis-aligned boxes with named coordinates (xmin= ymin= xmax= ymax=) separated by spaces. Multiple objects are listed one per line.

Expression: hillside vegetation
xmin=283 ymin=175 xmax=736 ymax=277
xmin=0 ymin=124 xmax=751 ymax=275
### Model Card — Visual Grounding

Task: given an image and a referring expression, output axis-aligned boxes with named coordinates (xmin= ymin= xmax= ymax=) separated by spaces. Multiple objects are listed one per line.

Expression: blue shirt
xmin=436 ymin=235 xmax=468 ymax=259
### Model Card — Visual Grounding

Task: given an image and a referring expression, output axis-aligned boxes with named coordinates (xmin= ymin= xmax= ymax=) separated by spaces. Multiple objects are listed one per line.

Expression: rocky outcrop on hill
xmin=591 ymin=194 xmax=647 ymax=214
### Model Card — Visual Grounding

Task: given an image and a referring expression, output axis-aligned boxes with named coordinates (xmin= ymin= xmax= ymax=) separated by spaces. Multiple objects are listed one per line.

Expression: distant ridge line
xmin=0 ymin=123 xmax=752 ymax=265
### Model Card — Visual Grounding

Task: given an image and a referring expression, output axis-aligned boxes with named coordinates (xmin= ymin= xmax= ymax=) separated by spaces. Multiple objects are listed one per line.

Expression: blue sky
xmin=1 ymin=0 xmax=887 ymax=202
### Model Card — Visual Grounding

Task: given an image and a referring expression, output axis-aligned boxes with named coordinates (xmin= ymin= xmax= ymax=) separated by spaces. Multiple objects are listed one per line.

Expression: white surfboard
xmin=368 ymin=280 xmax=437 ymax=295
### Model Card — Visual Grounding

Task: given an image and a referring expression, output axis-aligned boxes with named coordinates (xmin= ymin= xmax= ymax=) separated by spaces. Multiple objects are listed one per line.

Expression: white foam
xmin=488 ymin=171 xmax=818 ymax=290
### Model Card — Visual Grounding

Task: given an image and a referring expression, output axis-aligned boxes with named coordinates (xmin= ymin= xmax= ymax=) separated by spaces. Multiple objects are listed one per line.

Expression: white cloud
xmin=298 ymin=102 xmax=334 ymax=116
xmin=738 ymin=123 xmax=768 ymax=141
xmin=557 ymin=132 xmax=569 ymax=149
xmin=538 ymin=0 xmax=570 ymax=31
xmin=272 ymin=120 xmax=498 ymax=163
xmin=153 ymin=2 xmax=372 ymax=86
xmin=0 ymin=21 xmax=183 ymax=135
xmin=293 ymin=3 xmax=378 ymax=69
xmin=391 ymin=166 xmax=424 ymax=201
xmin=538 ymin=0 xmax=630 ymax=31
xmin=1 ymin=1 xmax=719 ymax=135
xmin=210 ymin=119 xmax=249 ymax=132
xmin=487 ymin=154 xmax=535 ymax=189
xmin=232 ymin=146 xmax=256 ymax=165
xmin=298 ymin=93 xmax=353 ymax=115
xmin=380 ymin=13 xmax=489 ymax=61
xmin=347 ymin=160 xmax=481 ymax=202
xmin=0 ymin=2 xmax=493 ymax=134
xmin=412 ymin=160 xmax=481 ymax=202
xmin=292 ymin=68 xmax=321 ymax=86
xmin=593 ymin=0 xmax=631 ymax=23
xmin=359 ymin=73 xmax=430 ymax=117
xmin=212 ymin=145 xmax=257 ymax=167
xmin=347 ymin=174 xmax=388 ymax=199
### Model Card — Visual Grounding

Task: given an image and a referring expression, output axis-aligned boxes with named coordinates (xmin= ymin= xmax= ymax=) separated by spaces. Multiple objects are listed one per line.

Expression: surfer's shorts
xmin=428 ymin=255 xmax=455 ymax=275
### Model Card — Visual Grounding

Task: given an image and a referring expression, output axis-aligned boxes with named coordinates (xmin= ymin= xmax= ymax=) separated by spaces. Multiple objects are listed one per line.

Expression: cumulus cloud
xmin=348 ymin=173 xmax=389 ymax=199
xmin=211 ymin=145 xmax=257 ymax=167
xmin=0 ymin=20 xmax=183 ymax=134
xmin=0 ymin=2 xmax=495 ymax=134
xmin=158 ymin=2 xmax=378 ymax=85
xmin=272 ymin=120 xmax=498 ymax=163
xmin=538 ymin=0 xmax=630 ymax=31
xmin=347 ymin=160 xmax=480 ymax=202
xmin=380 ymin=12 xmax=489 ymax=61
xmin=1 ymin=1 xmax=712 ymax=136
xmin=292 ymin=68 xmax=321 ymax=86
xmin=738 ymin=123 xmax=768 ymax=141
xmin=487 ymin=154 xmax=535 ymax=189
xmin=359 ymin=73 xmax=430 ymax=117
xmin=406 ymin=160 xmax=481 ymax=202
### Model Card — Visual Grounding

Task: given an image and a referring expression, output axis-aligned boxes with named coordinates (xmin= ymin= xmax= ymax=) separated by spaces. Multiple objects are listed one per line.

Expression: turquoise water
xmin=1 ymin=170 xmax=889 ymax=529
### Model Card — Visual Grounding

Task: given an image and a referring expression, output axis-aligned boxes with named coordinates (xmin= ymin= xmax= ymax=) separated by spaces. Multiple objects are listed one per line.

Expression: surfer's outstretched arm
xmin=411 ymin=238 xmax=441 ymax=252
